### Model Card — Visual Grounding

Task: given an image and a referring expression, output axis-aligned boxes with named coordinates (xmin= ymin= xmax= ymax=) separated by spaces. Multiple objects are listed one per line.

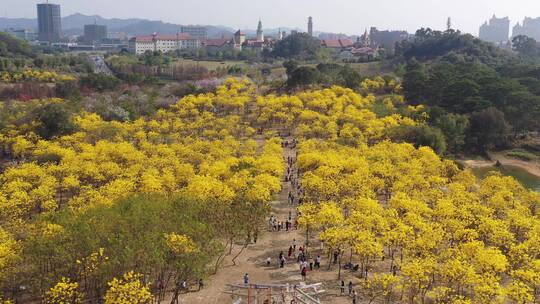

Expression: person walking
xmin=293 ymin=239 xmax=297 ymax=251
xmin=268 ymin=216 xmax=274 ymax=231
xmin=352 ymin=290 xmax=358 ymax=304
xmin=348 ymin=281 xmax=353 ymax=295
xmin=243 ymin=273 xmax=249 ymax=285
xmin=179 ymin=280 xmax=187 ymax=293
xmin=198 ymin=278 xmax=204 ymax=291
xmin=280 ymin=256 xmax=285 ymax=268
xmin=340 ymin=280 xmax=345 ymax=295
xmin=315 ymin=255 xmax=321 ymax=269
xmin=288 ymin=246 xmax=293 ymax=258
xmin=365 ymin=266 xmax=369 ymax=278
xmin=301 ymin=266 xmax=307 ymax=281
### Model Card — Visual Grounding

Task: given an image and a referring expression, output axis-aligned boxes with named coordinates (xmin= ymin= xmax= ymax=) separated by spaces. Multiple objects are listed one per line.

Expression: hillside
xmin=0 ymin=13 xmax=234 ymax=38
xmin=397 ymin=29 xmax=540 ymax=155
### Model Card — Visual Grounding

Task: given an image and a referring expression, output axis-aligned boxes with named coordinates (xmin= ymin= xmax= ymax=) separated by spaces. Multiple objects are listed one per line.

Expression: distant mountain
xmin=0 ymin=13 xmax=234 ymax=38
xmin=241 ymin=27 xmax=303 ymax=37
xmin=0 ymin=17 xmax=36 ymax=29
xmin=61 ymin=13 xmax=146 ymax=30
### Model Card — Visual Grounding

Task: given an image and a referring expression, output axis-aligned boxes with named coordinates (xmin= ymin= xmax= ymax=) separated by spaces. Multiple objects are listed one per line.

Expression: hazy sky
xmin=4 ymin=0 xmax=540 ymax=35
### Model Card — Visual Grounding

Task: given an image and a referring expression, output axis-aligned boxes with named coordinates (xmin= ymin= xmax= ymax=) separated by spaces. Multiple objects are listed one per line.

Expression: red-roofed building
xmin=321 ymin=38 xmax=354 ymax=50
xmin=129 ymin=33 xmax=201 ymax=54
xmin=204 ymin=38 xmax=235 ymax=54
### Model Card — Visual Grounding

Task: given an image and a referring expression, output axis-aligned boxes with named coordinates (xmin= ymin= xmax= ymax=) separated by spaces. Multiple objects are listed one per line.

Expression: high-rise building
xmin=256 ymin=19 xmax=264 ymax=42
xmin=181 ymin=26 xmax=207 ymax=41
xmin=479 ymin=15 xmax=510 ymax=44
xmin=308 ymin=17 xmax=313 ymax=37
xmin=84 ymin=24 xmax=107 ymax=44
xmin=37 ymin=2 xmax=62 ymax=42
xmin=513 ymin=17 xmax=540 ymax=41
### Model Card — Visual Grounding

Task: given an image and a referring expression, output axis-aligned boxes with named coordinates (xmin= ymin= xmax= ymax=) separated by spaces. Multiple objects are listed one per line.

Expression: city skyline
xmin=3 ymin=0 xmax=540 ymax=36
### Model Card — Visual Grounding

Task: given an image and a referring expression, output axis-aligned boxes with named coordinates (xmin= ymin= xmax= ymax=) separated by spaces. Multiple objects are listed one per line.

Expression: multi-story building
xmin=37 ymin=2 xmax=62 ymax=42
xmin=369 ymin=27 xmax=408 ymax=49
xmin=308 ymin=17 xmax=313 ymax=37
xmin=233 ymin=30 xmax=246 ymax=46
xmin=204 ymin=39 xmax=235 ymax=55
xmin=180 ymin=26 xmax=207 ymax=41
xmin=321 ymin=38 xmax=354 ymax=50
xmin=513 ymin=17 xmax=540 ymax=41
xmin=129 ymin=33 xmax=200 ymax=55
xmin=108 ymin=32 xmax=128 ymax=41
xmin=5 ymin=28 xmax=37 ymax=41
xmin=84 ymin=24 xmax=107 ymax=44
xmin=479 ymin=15 xmax=510 ymax=45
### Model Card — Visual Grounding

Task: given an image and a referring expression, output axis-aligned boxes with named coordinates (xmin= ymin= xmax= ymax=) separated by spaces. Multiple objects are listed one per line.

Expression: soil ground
xmin=172 ymin=138 xmax=362 ymax=304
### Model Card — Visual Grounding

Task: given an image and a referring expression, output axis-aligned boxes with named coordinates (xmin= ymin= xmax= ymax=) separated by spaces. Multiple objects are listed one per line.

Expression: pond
xmin=471 ymin=165 xmax=540 ymax=192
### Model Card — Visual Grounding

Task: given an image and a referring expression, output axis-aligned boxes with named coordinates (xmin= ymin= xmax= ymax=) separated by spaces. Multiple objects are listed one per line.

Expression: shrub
xmin=506 ymin=149 xmax=538 ymax=161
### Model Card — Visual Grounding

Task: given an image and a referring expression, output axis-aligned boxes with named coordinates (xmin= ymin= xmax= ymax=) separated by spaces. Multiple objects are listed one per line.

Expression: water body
xmin=471 ymin=165 xmax=540 ymax=192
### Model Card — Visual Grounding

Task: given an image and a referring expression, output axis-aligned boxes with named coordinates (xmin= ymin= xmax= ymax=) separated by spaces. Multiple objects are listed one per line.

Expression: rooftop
xmin=135 ymin=33 xmax=194 ymax=42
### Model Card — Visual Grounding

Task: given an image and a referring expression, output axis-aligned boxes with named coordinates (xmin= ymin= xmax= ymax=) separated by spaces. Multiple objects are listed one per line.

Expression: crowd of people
xmin=261 ymin=137 xmax=360 ymax=303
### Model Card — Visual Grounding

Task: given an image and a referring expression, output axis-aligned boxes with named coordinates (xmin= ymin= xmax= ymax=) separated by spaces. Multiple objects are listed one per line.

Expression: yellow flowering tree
xmin=45 ymin=278 xmax=83 ymax=304
xmin=104 ymin=272 xmax=152 ymax=304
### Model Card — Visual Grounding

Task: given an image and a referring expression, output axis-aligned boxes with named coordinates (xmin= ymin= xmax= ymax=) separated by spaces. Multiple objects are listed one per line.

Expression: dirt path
xmin=459 ymin=152 xmax=540 ymax=178
xmin=174 ymin=138 xmax=359 ymax=304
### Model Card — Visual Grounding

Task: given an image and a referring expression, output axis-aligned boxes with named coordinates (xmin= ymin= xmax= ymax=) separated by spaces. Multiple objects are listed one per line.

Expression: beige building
xmin=129 ymin=33 xmax=200 ymax=55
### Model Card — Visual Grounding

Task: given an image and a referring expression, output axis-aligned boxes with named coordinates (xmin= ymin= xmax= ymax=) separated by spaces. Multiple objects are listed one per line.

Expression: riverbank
xmin=458 ymin=151 xmax=540 ymax=179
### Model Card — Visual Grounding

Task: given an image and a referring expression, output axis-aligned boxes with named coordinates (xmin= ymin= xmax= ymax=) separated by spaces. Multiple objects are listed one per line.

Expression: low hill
xmin=0 ymin=31 xmax=33 ymax=57
xmin=0 ymin=13 xmax=234 ymax=38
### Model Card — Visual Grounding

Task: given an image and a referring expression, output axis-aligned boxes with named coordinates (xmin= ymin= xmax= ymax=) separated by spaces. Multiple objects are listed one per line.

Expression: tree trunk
xmin=337 ymin=250 xmax=342 ymax=279
xmin=213 ymin=250 xmax=227 ymax=274
xmin=170 ymin=286 xmax=180 ymax=304
xmin=228 ymin=238 xmax=234 ymax=255
xmin=232 ymin=238 xmax=250 ymax=266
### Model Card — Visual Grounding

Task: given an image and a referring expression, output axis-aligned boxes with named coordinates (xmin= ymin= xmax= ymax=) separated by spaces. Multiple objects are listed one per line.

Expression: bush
xmin=36 ymin=102 xmax=76 ymax=139
xmin=55 ymin=80 xmax=80 ymax=98
xmin=287 ymin=66 xmax=321 ymax=89
xmin=80 ymin=73 xmax=120 ymax=92
xmin=392 ymin=124 xmax=447 ymax=155
xmin=506 ymin=149 xmax=538 ymax=161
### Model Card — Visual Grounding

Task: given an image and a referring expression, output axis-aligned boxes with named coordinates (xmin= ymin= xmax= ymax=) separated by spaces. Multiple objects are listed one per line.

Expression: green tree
xmin=512 ymin=35 xmax=539 ymax=57
xmin=272 ymin=33 xmax=320 ymax=59
xmin=468 ymin=107 xmax=509 ymax=152
xmin=80 ymin=74 xmax=120 ymax=92
xmin=36 ymin=103 xmax=76 ymax=140
xmin=287 ymin=66 xmax=320 ymax=89
xmin=433 ymin=112 xmax=469 ymax=153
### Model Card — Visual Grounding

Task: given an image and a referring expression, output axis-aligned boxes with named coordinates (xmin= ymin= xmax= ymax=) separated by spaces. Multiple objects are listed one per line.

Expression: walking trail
xmin=176 ymin=137 xmax=358 ymax=304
